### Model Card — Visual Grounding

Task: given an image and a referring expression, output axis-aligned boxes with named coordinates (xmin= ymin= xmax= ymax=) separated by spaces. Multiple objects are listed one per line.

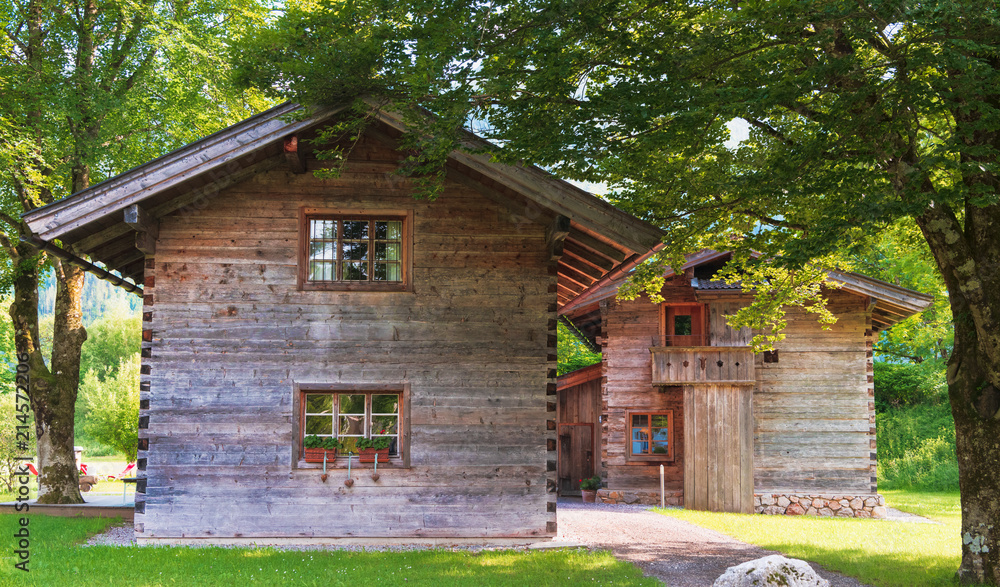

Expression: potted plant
xmin=303 ymin=436 xmax=342 ymax=463
xmin=355 ymin=436 xmax=392 ymax=463
xmin=579 ymin=476 xmax=602 ymax=503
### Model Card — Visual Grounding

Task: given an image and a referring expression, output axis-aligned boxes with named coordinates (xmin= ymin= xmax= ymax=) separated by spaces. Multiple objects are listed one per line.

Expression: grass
xmin=0 ymin=514 xmax=658 ymax=587
xmin=655 ymin=490 xmax=963 ymax=587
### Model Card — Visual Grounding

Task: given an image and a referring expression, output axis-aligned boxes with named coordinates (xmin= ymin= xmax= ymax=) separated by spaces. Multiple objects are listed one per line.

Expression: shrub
xmin=79 ymin=354 xmax=140 ymax=462
xmin=873 ymin=361 xmax=944 ymax=412
xmin=877 ymin=402 xmax=959 ymax=491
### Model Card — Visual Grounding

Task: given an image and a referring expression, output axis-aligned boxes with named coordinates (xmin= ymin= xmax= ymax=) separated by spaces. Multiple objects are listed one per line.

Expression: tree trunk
xmin=949 ymin=293 xmax=1000 ymax=584
xmin=918 ymin=200 xmax=1000 ymax=584
xmin=9 ymin=242 xmax=88 ymax=505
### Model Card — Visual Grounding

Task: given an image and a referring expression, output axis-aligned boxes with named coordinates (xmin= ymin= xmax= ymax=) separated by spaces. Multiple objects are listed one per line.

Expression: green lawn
xmin=0 ymin=514 xmax=658 ymax=587
xmin=655 ymin=490 xmax=963 ymax=587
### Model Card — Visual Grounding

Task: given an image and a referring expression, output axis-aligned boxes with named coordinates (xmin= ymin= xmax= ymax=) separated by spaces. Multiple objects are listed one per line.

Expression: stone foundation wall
xmin=754 ymin=493 xmax=887 ymax=519
xmin=597 ymin=489 xmax=683 ymax=506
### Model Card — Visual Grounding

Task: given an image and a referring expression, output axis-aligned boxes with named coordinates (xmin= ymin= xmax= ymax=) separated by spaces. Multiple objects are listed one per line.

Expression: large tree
xmin=1 ymin=0 xmax=270 ymax=503
xmin=239 ymin=0 xmax=1000 ymax=581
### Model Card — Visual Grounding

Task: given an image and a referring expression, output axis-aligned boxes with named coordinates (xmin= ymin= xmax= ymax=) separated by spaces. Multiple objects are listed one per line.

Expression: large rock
xmin=714 ymin=555 xmax=831 ymax=587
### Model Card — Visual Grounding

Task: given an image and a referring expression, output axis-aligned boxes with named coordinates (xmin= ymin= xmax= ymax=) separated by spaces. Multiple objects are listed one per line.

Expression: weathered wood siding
xmin=754 ymin=290 xmax=873 ymax=494
xmin=135 ymin=135 xmax=556 ymax=540
xmin=683 ymin=383 xmax=754 ymax=513
xmin=599 ymin=276 xmax=690 ymax=491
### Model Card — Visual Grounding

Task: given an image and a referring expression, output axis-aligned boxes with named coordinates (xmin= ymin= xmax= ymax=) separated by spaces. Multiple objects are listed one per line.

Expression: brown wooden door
xmin=558 ymin=423 xmax=594 ymax=495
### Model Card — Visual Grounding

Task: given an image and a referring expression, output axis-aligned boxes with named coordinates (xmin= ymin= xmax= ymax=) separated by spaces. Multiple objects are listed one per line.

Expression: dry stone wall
xmin=754 ymin=493 xmax=886 ymax=519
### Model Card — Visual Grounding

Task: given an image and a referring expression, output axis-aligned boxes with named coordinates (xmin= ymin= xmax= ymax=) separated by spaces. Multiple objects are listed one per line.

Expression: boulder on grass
xmin=713 ymin=555 xmax=830 ymax=587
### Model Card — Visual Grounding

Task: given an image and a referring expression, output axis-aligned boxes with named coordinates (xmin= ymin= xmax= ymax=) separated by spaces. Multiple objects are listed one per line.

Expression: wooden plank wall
xmin=135 ymin=134 xmax=555 ymax=540
xmin=683 ymin=383 xmax=754 ymax=513
xmin=599 ymin=275 xmax=693 ymax=491
xmin=754 ymin=290 xmax=873 ymax=494
xmin=707 ymin=300 xmax=753 ymax=346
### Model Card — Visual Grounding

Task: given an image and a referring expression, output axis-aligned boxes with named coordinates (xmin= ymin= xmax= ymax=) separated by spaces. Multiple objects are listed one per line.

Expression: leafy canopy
xmin=237 ymin=0 xmax=996 ymax=347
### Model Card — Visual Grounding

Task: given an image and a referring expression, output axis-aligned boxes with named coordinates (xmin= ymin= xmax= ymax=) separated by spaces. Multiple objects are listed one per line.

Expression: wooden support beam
xmin=124 ymin=204 xmax=159 ymax=256
xmin=559 ymin=262 xmax=599 ymax=290
xmin=124 ymin=204 xmax=159 ymax=239
xmin=558 ymin=281 xmax=584 ymax=298
xmin=547 ymin=215 xmax=571 ymax=262
xmin=559 ymin=255 xmax=604 ymax=281
xmin=284 ymin=135 xmax=306 ymax=174
xmin=20 ymin=235 xmax=142 ymax=294
xmin=567 ymin=228 xmax=628 ymax=264
xmin=564 ymin=241 xmax=615 ymax=272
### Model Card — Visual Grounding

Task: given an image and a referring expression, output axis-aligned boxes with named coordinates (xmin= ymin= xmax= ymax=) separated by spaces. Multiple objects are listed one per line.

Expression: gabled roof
xmin=22 ymin=102 xmax=665 ymax=300
xmin=560 ymin=249 xmax=934 ymax=338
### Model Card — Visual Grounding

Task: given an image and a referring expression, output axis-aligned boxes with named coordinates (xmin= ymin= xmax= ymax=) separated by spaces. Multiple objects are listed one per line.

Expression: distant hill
xmin=38 ymin=271 xmax=142 ymax=325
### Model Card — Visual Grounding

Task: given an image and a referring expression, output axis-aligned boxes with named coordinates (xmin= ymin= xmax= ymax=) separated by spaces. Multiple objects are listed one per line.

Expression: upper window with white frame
xmin=299 ymin=211 xmax=411 ymax=291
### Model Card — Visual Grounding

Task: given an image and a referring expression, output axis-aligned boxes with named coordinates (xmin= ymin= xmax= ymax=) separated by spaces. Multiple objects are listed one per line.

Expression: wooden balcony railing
xmin=649 ymin=346 xmax=755 ymax=385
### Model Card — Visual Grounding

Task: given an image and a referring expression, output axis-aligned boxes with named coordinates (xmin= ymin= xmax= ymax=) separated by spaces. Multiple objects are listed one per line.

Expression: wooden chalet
xmin=21 ymin=102 xmax=666 ymax=543
xmin=558 ymin=250 xmax=933 ymax=517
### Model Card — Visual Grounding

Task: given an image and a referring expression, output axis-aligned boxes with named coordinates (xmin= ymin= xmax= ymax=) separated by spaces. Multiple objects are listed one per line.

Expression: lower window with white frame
xmin=295 ymin=384 xmax=408 ymax=466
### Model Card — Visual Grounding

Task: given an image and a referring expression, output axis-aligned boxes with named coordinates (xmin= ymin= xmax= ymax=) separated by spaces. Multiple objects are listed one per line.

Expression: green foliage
xmin=237 ymin=0 xmax=997 ymax=355
xmin=303 ymin=435 xmax=343 ymax=450
xmin=857 ymin=220 xmax=952 ymax=364
xmin=79 ymin=304 xmax=141 ymax=382
xmin=355 ymin=436 xmax=392 ymax=450
xmin=873 ymin=361 xmax=946 ymax=412
xmin=877 ymin=400 xmax=959 ymax=492
xmin=78 ymin=354 xmax=140 ymax=462
xmin=579 ymin=476 xmax=602 ymax=491
xmin=557 ymin=320 xmax=600 ymax=376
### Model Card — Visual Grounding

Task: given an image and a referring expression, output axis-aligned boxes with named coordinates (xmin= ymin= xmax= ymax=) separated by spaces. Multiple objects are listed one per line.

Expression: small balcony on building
xmin=649 ymin=336 xmax=755 ymax=385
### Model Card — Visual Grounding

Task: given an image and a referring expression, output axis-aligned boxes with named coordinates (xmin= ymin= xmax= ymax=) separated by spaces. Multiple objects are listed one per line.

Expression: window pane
xmin=310 ymin=241 xmax=336 ymax=261
xmin=631 ymin=414 xmax=648 ymax=427
xmin=371 ymin=415 xmax=397 ymax=435
xmin=374 ymin=243 xmax=400 ymax=261
xmin=371 ymin=394 xmax=399 ymax=414
xmin=343 ymin=242 xmax=369 ymax=261
xmin=374 ymin=220 xmax=402 ymax=240
xmin=305 ymin=416 xmax=333 ymax=435
xmin=674 ymin=315 xmax=693 ymax=336
xmin=343 ymin=220 xmax=368 ymax=240
xmin=339 ymin=394 xmax=365 ymax=414
xmin=631 ymin=426 xmax=649 ymax=455
xmin=651 ymin=415 xmax=671 ymax=428
xmin=385 ymin=221 xmax=401 ymax=240
xmin=306 ymin=394 xmax=333 ymax=414
xmin=311 ymin=219 xmax=336 ymax=240
xmin=343 ymin=262 xmax=368 ymax=281
xmin=309 ymin=261 xmax=333 ymax=281
xmin=339 ymin=415 xmax=365 ymax=436
xmin=651 ymin=426 xmax=670 ymax=454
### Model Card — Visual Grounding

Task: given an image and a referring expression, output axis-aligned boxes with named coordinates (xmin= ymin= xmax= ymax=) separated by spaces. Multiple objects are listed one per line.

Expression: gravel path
xmin=556 ymin=498 xmax=870 ymax=587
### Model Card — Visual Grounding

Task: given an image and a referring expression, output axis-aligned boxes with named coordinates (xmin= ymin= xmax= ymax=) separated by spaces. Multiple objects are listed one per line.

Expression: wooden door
xmin=558 ymin=423 xmax=594 ymax=495
xmin=683 ymin=384 xmax=754 ymax=513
